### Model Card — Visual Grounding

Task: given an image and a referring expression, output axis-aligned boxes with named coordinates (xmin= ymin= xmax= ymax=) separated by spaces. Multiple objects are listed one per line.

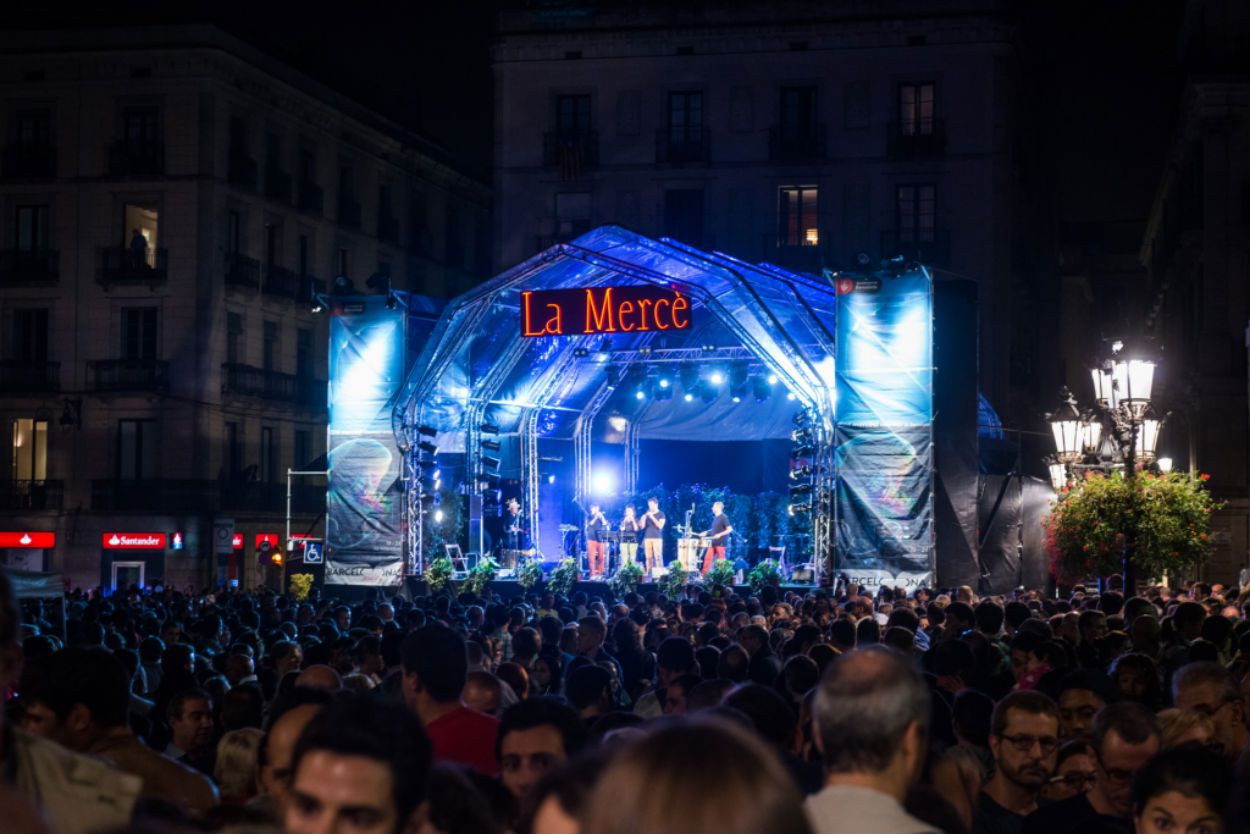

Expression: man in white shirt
xmin=805 ymin=646 xmax=939 ymax=834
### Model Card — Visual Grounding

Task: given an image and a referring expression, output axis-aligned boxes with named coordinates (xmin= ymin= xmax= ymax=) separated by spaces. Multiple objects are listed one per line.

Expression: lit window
xmin=11 ymin=418 xmax=47 ymax=482
xmin=778 ymin=186 xmax=819 ymax=247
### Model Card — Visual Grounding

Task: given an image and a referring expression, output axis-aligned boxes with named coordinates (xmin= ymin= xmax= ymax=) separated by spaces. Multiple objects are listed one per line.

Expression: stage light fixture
xmin=635 ymin=389 xmax=646 ymax=401
xmin=310 ymin=294 xmax=325 ymax=314
xmin=788 ymin=502 xmax=812 ymax=516
xmin=480 ymin=423 xmax=500 ymax=435
xmin=786 ymin=392 xmax=797 ymax=401
xmin=658 ymin=377 xmax=671 ymax=389
xmin=482 ymin=488 xmax=502 ymax=505
xmin=709 ymin=371 xmax=725 ymax=386
xmin=701 ymin=344 xmax=717 ymax=353
xmin=683 ymin=392 xmax=695 ymax=402
xmin=790 ymin=483 xmax=814 ymax=498
xmin=417 ymin=441 xmax=438 ymax=456
xmin=482 ymin=455 xmax=501 ymax=469
xmin=793 ymin=445 xmax=815 ymax=459
xmin=768 ymin=374 xmax=779 ymax=385
xmin=482 ymin=439 xmax=502 ymax=452
xmin=731 ymin=395 xmax=742 ymax=403
xmin=654 ymin=380 xmax=673 ymax=402
xmin=417 ymin=425 xmax=438 ymax=438
xmin=792 ymin=428 xmax=815 ymax=444
xmin=547 ymin=474 xmax=557 ymax=485
xmin=418 ymin=459 xmax=438 ymax=472
xmin=793 ymin=411 xmax=811 ymax=427
xmin=431 ymin=468 xmax=441 ymax=481
xmin=592 ymin=470 xmax=617 ymax=496
xmin=433 ymin=509 xmax=445 ymax=523
xmin=791 ymin=465 xmax=813 ymax=480
xmin=604 ymin=365 xmax=622 ymax=386
xmin=573 ymin=347 xmax=590 ymax=358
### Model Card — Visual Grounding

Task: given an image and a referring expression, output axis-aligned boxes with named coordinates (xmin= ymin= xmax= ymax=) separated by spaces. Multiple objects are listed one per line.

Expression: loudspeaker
xmin=467 ymin=494 xmax=484 ymax=557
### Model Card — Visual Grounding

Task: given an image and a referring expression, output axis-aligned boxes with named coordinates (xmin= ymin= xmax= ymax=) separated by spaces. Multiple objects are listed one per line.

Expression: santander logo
xmin=108 ymin=535 xmax=121 ymax=546
xmin=102 ymin=532 xmax=166 ymax=549
xmin=19 ymin=534 xmax=31 ymax=545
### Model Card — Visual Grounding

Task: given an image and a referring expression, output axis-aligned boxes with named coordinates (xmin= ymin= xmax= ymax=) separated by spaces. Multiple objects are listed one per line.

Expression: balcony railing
xmin=656 ymin=129 xmax=711 ymax=164
xmin=0 ymin=480 xmax=63 ymax=512
xmin=768 ymin=123 xmax=827 ymax=161
xmin=262 ymin=264 xmax=300 ymax=299
xmin=108 ymin=141 xmax=165 ymax=177
xmin=880 ymin=228 xmax=951 ymax=267
xmin=264 ymin=165 xmax=293 ymax=203
xmin=338 ymin=196 xmax=362 ymax=228
xmin=225 ymin=252 xmax=260 ymax=290
xmin=297 ymin=181 xmax=323 ymax=215
xmin=2 ymin=144 xmax=56 ymax=179
xmin=228 ymin=149 xmax=258 ymax=189
xmin=0 ymin=360 xmax=59 ymax=393
xmin=222 ymin=363 xmax=326 ymax=409
xmin=97 ymin=247 xmax=167 ymax=287
xmin=543 ymin=130 xmax=599 ymax=170
xmin=378 ymin=213 xmax=400 ymax=244
xmin=92 ymin=479 xmax=215 ymax=514
xmin=91 ymin=358 xmax=169 ymax=392
xmin=0 ymin=250 xmax=58 ymax=285
xmin=886 ymin=119 xmax=947 ymax=158
xmin=219 ymin=480 xmax=326 ymax=514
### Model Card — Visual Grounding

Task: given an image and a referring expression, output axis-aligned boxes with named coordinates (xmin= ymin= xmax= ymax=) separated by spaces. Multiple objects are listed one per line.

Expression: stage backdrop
xmin=325 ymin=297 xmax=407 ymax=586
xmin=834 ymin=269 xmax=934 ymax=590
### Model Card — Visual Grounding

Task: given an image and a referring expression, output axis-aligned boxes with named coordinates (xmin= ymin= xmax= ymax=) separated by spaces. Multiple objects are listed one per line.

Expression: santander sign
xmin=101 ymin=532 xmax=167 ymax=550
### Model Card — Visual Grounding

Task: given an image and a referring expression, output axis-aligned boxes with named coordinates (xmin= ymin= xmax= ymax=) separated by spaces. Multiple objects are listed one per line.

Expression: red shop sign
xmin=102 ymin=532 xmax=167 ymax=550
xmin=231 ymin=533 xmax=245 ymax=549
xmin=0 ymin=531 xmax=55 ymax=548
xmin=255 ymin=533 xmax=281 ymax=551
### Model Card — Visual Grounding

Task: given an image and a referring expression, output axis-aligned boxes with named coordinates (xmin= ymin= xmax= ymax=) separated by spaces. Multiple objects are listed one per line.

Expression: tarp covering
xmin=6 ymin=569 xmax=63 ymax=598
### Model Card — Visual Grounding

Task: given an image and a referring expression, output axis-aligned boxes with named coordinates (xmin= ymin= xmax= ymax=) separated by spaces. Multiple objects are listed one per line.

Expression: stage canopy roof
xmin=395 ymin=226 xmax=848 ymax=447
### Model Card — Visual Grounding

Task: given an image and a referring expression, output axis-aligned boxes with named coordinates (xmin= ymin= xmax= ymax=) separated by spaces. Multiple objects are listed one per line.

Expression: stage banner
xmin=834 ymin=425 xmax=933 ymax=586
xmin=835 ymin=268 xmax=934 ymax=588
xmin=325 ymin=297 xmax=406 ymax=586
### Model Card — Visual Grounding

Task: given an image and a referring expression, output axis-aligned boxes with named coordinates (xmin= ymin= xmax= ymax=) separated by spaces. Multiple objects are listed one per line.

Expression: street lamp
xmin=1047 ymin=340 xmax=1166 ymax=592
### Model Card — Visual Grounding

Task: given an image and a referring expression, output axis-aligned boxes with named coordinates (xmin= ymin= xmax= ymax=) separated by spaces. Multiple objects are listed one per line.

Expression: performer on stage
xmin=699 ymin=500 xmax=733 ymax=575
xmin=585 ymin=502 xmax=609 ymax=579
xmin=503 ymin=498 xmax=525 ymax=551
xmin=642 ymin=497 xmax=666 ymax=577
xmin=619 ymin=504 xmax=640 ymax=565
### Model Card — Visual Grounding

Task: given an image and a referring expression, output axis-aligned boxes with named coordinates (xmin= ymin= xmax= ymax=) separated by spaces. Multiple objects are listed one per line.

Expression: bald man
xmin=259 ymin=703 xmax=324 ymax=815
xmin=294 ymin=664 xmax=342 ymax=692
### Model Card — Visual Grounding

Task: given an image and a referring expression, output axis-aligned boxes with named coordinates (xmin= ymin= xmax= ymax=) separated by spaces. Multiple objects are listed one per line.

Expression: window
xmin=779 ymin=87 xmax=818 ymax=137
xmin=227 ymin=210 xmax=241 ymax=255
xmin=263 ymin=321 xmax=278 ymax=372
xmin=121 ymin=308 xmax=157 ymax=360
xmin=668 ymin=91 xmax=703 ymax=142
xmin=224 ymin=421 xmax=240 ymax=479
xmin=778 ymin=186 xmax=819 ymax=247
xmin=226 ymin=312 xmax=243 ymax=365
xmin=899 ymin=83 xmax=935 ymax=136
xmin=260 ymin=426 xmax=276 ymax=483
xmin=554 ymin=193 xmax=591 ymax=241
xmin=121 ymin=107 xmax=159 ymax=150
xmin=124 ymin=203 xmax=159 ymax=266
xmin=294 ymin=429 xmax=311 ymax=472
xmin=663 ymin=188 xmax=705 ymax=247
xmin=13 ymin=309 xmax=49 ymax=363
xmin=896 ymin=184 xmax=936 ymax=242
xmin=556 ymin=95 xmax=592 ymax=136
xmin=117 ymin=419 xmax=158 ymax=480
xmin=296 ymin=328 xmax=312 ymax=378
xmin=15 ymin=206 xmax=48 ymax=254
xmin=11 ymin=418 xmax=47 ymax=483
xmin=15 ymin=110 xmax=51 ymax=148
xmin=843 ymin=80 xmax=870 ymax=129
xmin=265 ymin=223 xmax=278 ymax=268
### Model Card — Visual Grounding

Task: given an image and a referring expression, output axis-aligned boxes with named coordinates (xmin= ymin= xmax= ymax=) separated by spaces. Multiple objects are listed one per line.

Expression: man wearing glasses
xmin=1022 ymin=703 xmax=1161 ymax=834
xmin=976 ymin=691 xmax=1060 ymax=834
xmin=1172 ymin=660 xmax=1250 ymax=761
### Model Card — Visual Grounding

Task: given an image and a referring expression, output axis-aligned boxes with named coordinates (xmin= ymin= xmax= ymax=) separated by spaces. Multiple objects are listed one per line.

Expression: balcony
xmin=97 ymin=247 xmax=167 ymax=288
xmin=0 ymin=250 xmax=58 ymax=285
xmin=219 ymin=480 xmax=326 ymax=514
xmin=264 ymin=165 xmax=293 ymax=203
xmin=656 ymin=129 xmax=710 ymax=164
xmin=2 ymin=144 xmax=56 ymax=179
xmin=91 ymin=358 xmax=169 ymax=392
xmin=0 ymin=361 xmax=59 ymax=393
xmin=338 ymin=195 xmax=362 ymax=228
xmin=543 ymin=130 xmax=599 ymax=171
xmin=222 ymin=363 xmax=326 ymax=410
xmin=378 ymin=213 xmax=400 ymax=244
xmin=263 ymin=264 xmax=300 ymax=299
xmin=297 ymin=180 xmax=324 ymax=215
xmin=296 ymin=275 xmax=326 ymax=305
xmin=225 ymin=252 xmax=260 ymax=290
xmin=92 ymin=479 xmax=215 ymax=514
xmin=768 ymin=124 xmax=827 ymax=162
xmin=886 ymin=120 xmax=947 ymax=158
xmin=880 ymin=228 xmax=951 ymax=267
xmin=108 ymin=141 xmax=165 ymax=177
xmin=228 ymin=148 xmax=258 ymax=190
xmin=0 ymin=480 xmax=63 ymax=512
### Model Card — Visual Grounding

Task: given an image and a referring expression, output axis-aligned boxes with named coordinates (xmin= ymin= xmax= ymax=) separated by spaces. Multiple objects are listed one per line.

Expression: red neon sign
xmin=521 ymin=287 xmax=691 ymax=337
xmin=102 ymin=532 xmax=167 ymax=550
xmin=255 ymin=533 xmax=281 ymax=551
xmin=0 ymin=531 xmax=55 ymax=548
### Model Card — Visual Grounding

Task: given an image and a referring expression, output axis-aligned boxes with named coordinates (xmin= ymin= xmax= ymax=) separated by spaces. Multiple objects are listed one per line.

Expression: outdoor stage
xmin=411 ymin=579 xmax=820 ymax=599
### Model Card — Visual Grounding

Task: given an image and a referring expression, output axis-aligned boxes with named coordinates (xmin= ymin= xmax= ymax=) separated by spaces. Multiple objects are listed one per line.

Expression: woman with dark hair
xmin=530 ymin=655 xmax=562 ymax=696
xmin=1131 ymin=745 xmax=1231 ymax=834
xmin=1111 ymin=653 xmax=1163 ymax=711
xmin=581 ymin=719 xmax=812 ymax=834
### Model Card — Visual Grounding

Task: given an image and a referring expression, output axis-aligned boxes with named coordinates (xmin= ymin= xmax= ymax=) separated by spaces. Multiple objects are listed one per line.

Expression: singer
xmin=585 ymin=501 xmax=609 ymax=578
xmin=641 ymin=496 xmax=666 ymax=576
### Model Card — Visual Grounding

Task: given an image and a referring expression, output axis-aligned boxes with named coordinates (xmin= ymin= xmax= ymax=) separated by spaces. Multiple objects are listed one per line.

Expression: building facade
xmin=493 ymin=0 xmax=1030 ymax=412
xmin=0 ymin=26 xmax=490 ymax=590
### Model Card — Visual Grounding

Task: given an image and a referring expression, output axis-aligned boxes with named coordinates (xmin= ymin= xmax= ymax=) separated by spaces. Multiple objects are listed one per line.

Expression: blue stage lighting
xmin=635 ymin=389 xmax=646 ymax=400
xmin=592 ymin=470 xmax=616 ymax=496
xmin=683 ymin=392 xmax=694 ymax=402
xmin=709 ymin=371 xmax=725 ymax=386
xmin=658 ymin=377 xmax=670 ymax=389
xmin=768 ymin=374 xmax=779 ymax=385
xmin=547 ymin=474 xmax=556 ymax=485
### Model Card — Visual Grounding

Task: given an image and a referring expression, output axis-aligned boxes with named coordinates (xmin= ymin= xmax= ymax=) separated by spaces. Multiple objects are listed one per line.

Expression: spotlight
xmin=701 ymin=344 xmax=717 ymax=353
xmin=431 ymin=468 xmax=441 ymax=482
xmin=709 ymin=371 xmax=725 ymax=386
xmin=417 ymin=425 xmax=438 ymax=438
xmin=635 ymin=389 xmax=646 ymax=401
xmin=792 ymin=428 xmax=815 ymax=444
xmin=731 ymin=395 xmax=741 ymax=403
xmin=547 ymin=474 xmax=557 ymax=485
xmin=480 ymin=423 xmax=500 ymax=435
xmin=482 ymin=455 xmax=500 ymax=469
xmin=786 ymin=392 xmax=796 ymax=401
xmin=768 ymin=374 xmax=779 ymax=385
xmin=654 ymin=380 xmax=673 ymax=402
xmin=482 ymin=439 xmax=501 ymax=452
xmin=791 ymin=465 xmax=814 ymax=480
xmin=658 ymin=377 xmax=671 ymax=389
xmin=788 ymin=501 xmax=812 ymax=516
xmin=592 ymin=471 xmax=616 ymax=496
xmin=684 ymin=392 xmax=694 ymax=402
xmin=417 ymin=441 xmax=438 ymax=456
xmin=433 ymin=509 xmax=444 ymax=523
xmin=482 ymin=488 xmax=502 ymax=506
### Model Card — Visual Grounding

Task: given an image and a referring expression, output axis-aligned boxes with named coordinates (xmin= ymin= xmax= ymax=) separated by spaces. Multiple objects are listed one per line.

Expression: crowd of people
xmin=1 ymin=568 xmax=1248 ymax=834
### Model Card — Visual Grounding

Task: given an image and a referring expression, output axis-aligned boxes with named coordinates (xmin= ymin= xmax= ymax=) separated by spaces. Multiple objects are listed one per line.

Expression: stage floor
xmin=407 ymin=579 xmax=819 ymax=599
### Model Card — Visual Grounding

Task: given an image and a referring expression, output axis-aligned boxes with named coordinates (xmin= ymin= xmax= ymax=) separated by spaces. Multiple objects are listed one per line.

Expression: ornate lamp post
xmin=1047 ymin=341 xmax=1163 ymax=592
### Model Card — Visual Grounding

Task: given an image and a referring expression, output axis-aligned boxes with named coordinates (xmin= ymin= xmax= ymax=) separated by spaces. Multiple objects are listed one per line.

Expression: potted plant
xmin=608 ymin=562 xmax=644 ymax=596
xmin=658 ymin=562 xmax=689 ymax=599
xmin=425 ymin=556 xmax=453 ymax=594
xmin=464 ymin=556 xmax=499 ymax=596
xmin=518 ymin=560 xmax=545 ymax=591
xmin=747 ymin=559 xmax=782 ymax=592
xmin=707 ymin=559 xmax=736 ymax=596
xmin=549 ymin=558 xmax=580 ymax=596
